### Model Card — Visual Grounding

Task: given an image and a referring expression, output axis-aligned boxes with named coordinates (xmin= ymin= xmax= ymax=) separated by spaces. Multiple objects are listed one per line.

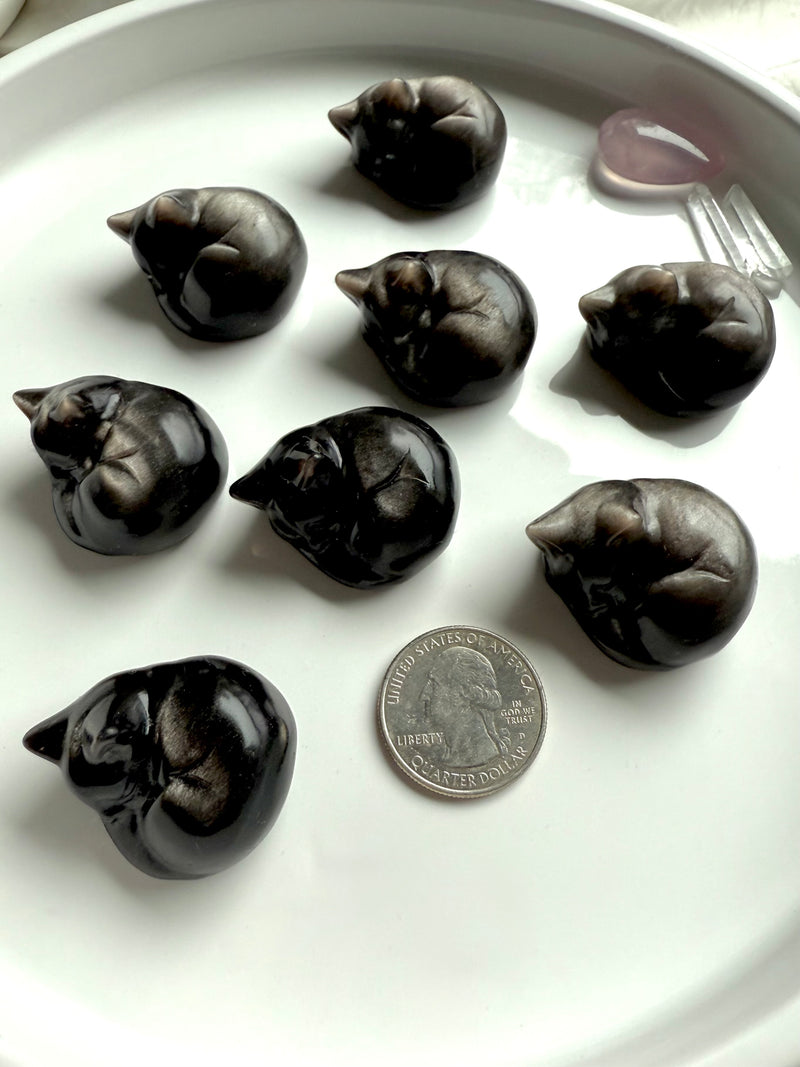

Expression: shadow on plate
xmin=101 ymin=272 xmax=264 ymax=360
xmin=14 ymin=780 xmax=116 ymax=875
xmin=222 ymin=509 xmax=393 ymax=606
xmin=6 ymin=469 xmax=147 ymax=577
xmin=549 ymin=336 xmax=738 ymax=448
xmin=502 ymin=557 xmax=690 ymax=693
xmin=322 ymin=327 xmax=396 ymax=398
xmin=15 ymin=779 xmax=258 ymax=906
xmin=322 ymin=326 xmax=526 ymax=421
xmin=315 ymin=160 xmax=499 ymax=234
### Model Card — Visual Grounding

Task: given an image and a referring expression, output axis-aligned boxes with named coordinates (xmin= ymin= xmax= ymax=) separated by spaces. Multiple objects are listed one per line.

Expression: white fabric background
xmin=1 ymin=0 xmax=799 ymax=98
xmin=615 ymin=0 xmax=800 ymax=94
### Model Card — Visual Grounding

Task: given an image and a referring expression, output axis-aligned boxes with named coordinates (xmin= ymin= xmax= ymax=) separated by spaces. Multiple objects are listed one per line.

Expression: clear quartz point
xmin=595 ymin=107 xmax=792 ymax=296
xmin=686 ymin=183 xmax=793 ymax=296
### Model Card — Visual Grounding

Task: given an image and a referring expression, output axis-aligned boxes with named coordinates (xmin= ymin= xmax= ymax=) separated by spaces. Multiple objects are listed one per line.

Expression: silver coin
xmin=377 ymin=625 xmax=547 ymax=799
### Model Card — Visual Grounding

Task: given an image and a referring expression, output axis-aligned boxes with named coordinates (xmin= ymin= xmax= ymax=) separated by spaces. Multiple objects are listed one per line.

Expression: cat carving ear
xmin=525 ymin=511 xmax=572 ymax=554
xmin=107 ymin=191 xmax=199 ymax=243
xmin=382 ymin=78 xmax=416 ymax=113
xmin=596 ymin=500 xmax=644 ymax=547
xmin=578 ymin=284 xmax=614 ymax=320
xmin=327 ymin=99 xmax=359 ymax=135
xmin=335 ymin=266 xmax=372 ymax=303
xmin=12 ymin=388 xmax=49 ymax=421
xmin=633 ymin=265 xmax=680 ymax=303
xmin=23 ymin=710 xmax=69 ymax=765
xmin=148 ymin=192 xmax=198 ymax=228
xmin=106 ymin=207 xmax=136 ymax=242
xmin=385 ymin=257 xmax=434 ymax=301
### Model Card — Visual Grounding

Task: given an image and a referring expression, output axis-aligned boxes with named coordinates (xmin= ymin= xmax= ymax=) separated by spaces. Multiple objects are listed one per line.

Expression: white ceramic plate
xmin=1 ymin=2 xmax=799 ymax=1065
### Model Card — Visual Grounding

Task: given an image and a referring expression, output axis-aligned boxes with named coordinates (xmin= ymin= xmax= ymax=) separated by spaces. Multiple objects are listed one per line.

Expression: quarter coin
xmin=377 ymin=625 xmax=547 ymax=798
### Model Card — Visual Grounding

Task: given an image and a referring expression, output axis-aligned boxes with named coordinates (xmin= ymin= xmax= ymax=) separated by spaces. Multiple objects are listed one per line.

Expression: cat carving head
xmin=25 ymin=679 xmax=152 ymax=811
xmin=14 ymin=379 xmax=120 ymax=474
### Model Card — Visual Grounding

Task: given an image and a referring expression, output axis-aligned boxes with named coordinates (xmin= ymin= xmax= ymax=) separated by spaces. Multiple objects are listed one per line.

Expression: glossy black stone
xmin=579 ymin=262 xmax=776 ymax=416
xmin=230 ymin=406 xmax=459 ymax=588
xmin=14 ymin=375 xmax=227 ymax=555
xmin=328 ymin=75 xmax=507 ymax=210
xmin=108 ymin=186 xmax=307 ymax=341
xmin=526 ymin=478 xmax=757 ymax=670
xmin=23 ymin=657 xmax=296 ymax=879
xmin=336 ymin=250 xmax=536 ymax=406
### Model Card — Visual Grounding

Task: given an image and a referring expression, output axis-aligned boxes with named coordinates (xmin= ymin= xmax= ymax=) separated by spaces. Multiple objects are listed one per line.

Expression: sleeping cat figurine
xmin=14 ymin=375 xmax=227 ymax=555
xmin=328 ymin=75 xmax=506 ymax=209
xmin=526 ymin=478 xmax=757 ymax=669
xmin=336 ymin=250 xmax=536 ymax=406
xmin=108 ymin=186 xmax=307 ymax=341
xmin=230 ymin=405 xmax=459 ymax=588
xmin=578 ymin=261 xmax=776 ymax=416
xmin=22 ymin=656 xmax=296 ymax=879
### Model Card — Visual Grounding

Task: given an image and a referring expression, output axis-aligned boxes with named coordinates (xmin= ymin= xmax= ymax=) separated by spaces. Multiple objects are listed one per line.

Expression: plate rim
xmin=1 ymin=0 xmax=799 ymax=121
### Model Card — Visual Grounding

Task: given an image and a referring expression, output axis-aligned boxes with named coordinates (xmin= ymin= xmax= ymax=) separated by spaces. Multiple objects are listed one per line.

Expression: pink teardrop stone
xmin=597 ymin=108 xmax=724 ymax=185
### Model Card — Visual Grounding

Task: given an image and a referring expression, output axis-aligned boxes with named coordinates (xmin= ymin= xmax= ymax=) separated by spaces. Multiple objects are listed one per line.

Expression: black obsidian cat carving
xmin=526 ymin=478 xmax=757 ymax=670
xmin=336 ymin=250 xmax=536 ymax=406
xmin=23 ymin=657 xmax=296 ymax=879
xmin=108 ymin=186 xmax=307 ymax=341
xmin=14 ymin=375 xmax=227 ymax=555
xmin=230 ymin=406 xmax=459 ymax=588
xmin=579 ymin=261 xmax=776 ymax=416
xmin=328 ymin=75 xmax=507 ymax=209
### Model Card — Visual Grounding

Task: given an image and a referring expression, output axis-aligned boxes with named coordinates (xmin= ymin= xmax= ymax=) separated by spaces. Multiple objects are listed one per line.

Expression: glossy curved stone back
xmin=579 ymin=261 xmax=775 ymax=416
xmin=108 ymin=186 xmax=307 ymax=341
xmin=328 ymin=75 xmax=506 ymax=210
xmin=336 ymin=250 xmax=536 ymax=406
xmin=230 ymin=406 xmax=459 ymax=588
xmin=14 ymin=375 xmax=227 ymax=555
xmin=526 ymin=478 xmax=757 ymax=670
xmin=22 ymin=657 xmax=296 ymax=879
